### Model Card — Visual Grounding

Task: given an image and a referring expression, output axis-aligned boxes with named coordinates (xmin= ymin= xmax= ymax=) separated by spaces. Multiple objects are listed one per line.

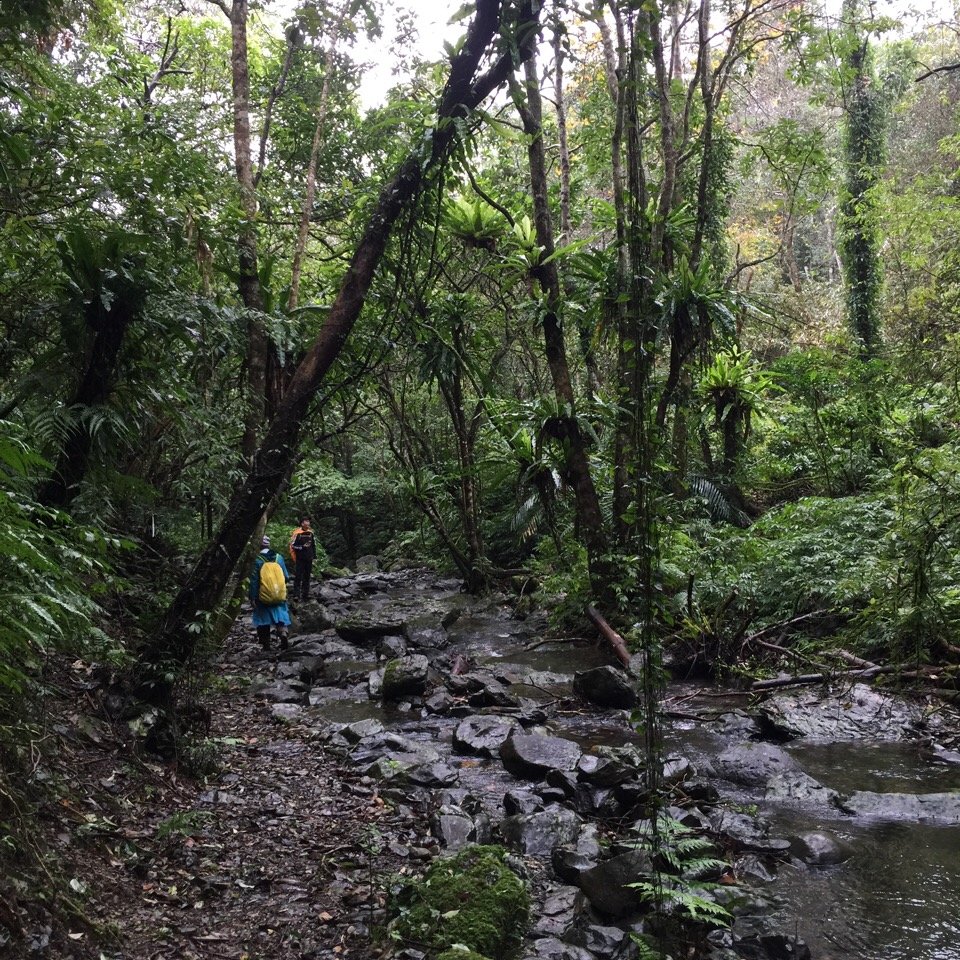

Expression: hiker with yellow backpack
xmin=249 ymin=535 xmax=291 ymax=650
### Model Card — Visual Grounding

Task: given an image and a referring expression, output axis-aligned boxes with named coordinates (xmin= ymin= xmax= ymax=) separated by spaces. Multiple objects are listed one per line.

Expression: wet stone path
xmin=238 ymin=568 xmax=960 ymax=960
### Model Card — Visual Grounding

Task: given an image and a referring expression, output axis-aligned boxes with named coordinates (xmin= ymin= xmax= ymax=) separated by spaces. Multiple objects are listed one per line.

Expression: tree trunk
xmin=287 ymin=1 xmax=348 ymax=312
xmin=512 ymin=54 xmax=608 ymax=596
xmin=38 ymin=290 xmax=143 ymax=509
xmin=139 ymin=0 xmax=540 ymax=693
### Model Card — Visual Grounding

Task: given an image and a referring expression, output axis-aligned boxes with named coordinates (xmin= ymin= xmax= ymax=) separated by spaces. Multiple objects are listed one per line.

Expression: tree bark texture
xmin=142 ymin=0 xmax=540 ymax=688
xmin=513 ymin=54 xmax=608 ymax=594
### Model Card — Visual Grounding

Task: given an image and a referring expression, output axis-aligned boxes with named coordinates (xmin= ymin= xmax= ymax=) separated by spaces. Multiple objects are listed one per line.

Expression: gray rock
xmin=662 ymin=756 xmax=693 ymax=784
xmin=424 ymin=690 xmax=453 ymax=714
xmin=788 ymin=831 xmax=853 ymax=866
xmin=842 ymin=790 xmax=960 ymax=824
xmin=454 ymin=715 xmax=521 ymax=757
xmin=573 ymin=665 xmax=639 ymax=709
xmin=578 ymin=746 xmax=645 ymax=787
xmin=355 ymin=554 xmax=380 ymax=573
xmin=531 ymin=885 xmax=585 ymax=938
xmin=709 ymin=810 xmax=791 ymax=855
xmin=500 ymin=732 xmax=583 ymax=780
xmin=500 ymin=807 xmax=582 ymax=857
xmin=294 ymin=600 xmax=333 ymax=632
xmin=552 ymin=825 xmax=602 ymax=885
xmin=577 ymin=849 xmax=652 ymax=918
xmin=504 ymin=790 xmax=543 ymax=816
xmin=758 ymin=683 xmax=924 ymax=742
xmin=340 ymin=718 xmax=385 ymax=744
xmin=531 ymin=938 xmax=594 ymax=960
xmin=714 ymin=743 xmax=800 ymax=787
xmin=765 ymin=771 xmax=838 ymax=806
xmin=336 ymin=611 xmax=407 ymax=642
xmin=376 ymin=635 xmax=407 ymax=660
xmin=567 ymin=925 xmax=637 ymax=959
xmin=404 ymin=618 xmax=449 ymax=650
xmin=734 ymin=928 xmax=811 ymax=960
xmin=381 ymin=655 xmax=429 ymax=700
xmin=368 ymin=667 xmax=384 ymax=699
xmin=270 ymin=703 xmax=303 ymax=721
xmin=255 ymin=680 xmax=307 ymax=704
xmin=469 ymin=679 xmax=520 ymax=709
xmin=432 ymin=806 xmax=478 ymax=850
xmin=406 ymin=761 xmax=459 ymax=788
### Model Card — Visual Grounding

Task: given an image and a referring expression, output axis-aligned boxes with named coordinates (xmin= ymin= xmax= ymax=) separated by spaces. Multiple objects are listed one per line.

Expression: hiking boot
xmin=279 ymin=633 xmax=289 ymax=651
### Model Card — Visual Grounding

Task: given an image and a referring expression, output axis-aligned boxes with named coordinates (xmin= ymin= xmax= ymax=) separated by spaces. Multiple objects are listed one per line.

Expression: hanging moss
xmin=391 ymin=845 xmax=529 ymax=960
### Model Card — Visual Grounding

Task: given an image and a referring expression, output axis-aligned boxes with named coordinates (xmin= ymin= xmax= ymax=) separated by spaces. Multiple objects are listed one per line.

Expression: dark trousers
xmin=256 ymin=623 xmax=288 ymax=650
xmin=294 ymin=557 xmax=313 ymax=599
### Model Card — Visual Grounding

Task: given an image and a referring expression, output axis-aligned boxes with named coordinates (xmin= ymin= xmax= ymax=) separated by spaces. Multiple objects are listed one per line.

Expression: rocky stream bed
xmin=228 ymin=567 xmax=960 ymax=960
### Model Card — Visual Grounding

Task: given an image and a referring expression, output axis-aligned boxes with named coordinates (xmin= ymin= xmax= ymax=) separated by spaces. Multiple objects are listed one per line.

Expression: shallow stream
xmin=302 ymin=576 xmax=960 ymax=959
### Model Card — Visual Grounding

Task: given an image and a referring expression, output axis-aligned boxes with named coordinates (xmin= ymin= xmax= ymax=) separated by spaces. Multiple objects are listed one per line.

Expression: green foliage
xmin=628 ymin=817 xmax=731 ymax=935
xmin=391 ymin=845 xmax=529 ymax=960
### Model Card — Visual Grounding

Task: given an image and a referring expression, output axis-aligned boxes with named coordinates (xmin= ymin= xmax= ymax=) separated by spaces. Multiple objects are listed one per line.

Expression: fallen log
xmin=752 ymin=663 xmax=960 ymax=691
xmin=585 ymin=605 xmax=631 ymax=669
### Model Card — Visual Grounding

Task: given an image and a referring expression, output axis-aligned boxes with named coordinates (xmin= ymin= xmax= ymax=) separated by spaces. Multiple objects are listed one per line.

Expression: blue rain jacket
xmin=249 ymin=549 xmax=292 ymax=627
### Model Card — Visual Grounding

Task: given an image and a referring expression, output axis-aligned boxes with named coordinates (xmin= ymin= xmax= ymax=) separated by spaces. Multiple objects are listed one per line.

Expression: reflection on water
xmin=770 ymin=819 xmax=960 ymax=959
xmin=788 ymin=741 xmax=960 ymax=795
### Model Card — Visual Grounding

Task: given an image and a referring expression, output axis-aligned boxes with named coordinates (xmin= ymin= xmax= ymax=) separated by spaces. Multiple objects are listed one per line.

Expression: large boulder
xmin=405 ymin=617 xmax=450 ymax=650
xmin=573 ymin=665 xmax=638 ymax=709
xmin=500 ymin=807 xmax=582 ymax=857
xmin=714 ymin=742 xmax=800 ymax=787
xmin=335 ymin=610 xmax=407 ymax=643
xmin=454 ymin=715 xmax=522 ymax=757
xmin=576 ymin=849 xmax=652 ymax=918
xmin=500 ymin=733 xmax=583 ymax=781
xmin=381 ymin=655 xmax=429 ymax=700
xmin=758 ymin=683 xmax=925 ymax=742
xmin=842 ymin=791 xmax=960 ymax=824
xmin=788 ymin=831 xmax=853 ymax=866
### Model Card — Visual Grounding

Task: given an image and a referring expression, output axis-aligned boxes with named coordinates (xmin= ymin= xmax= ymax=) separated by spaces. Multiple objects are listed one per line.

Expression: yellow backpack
xmin=258 ymin=554 xmax=287 ymax=605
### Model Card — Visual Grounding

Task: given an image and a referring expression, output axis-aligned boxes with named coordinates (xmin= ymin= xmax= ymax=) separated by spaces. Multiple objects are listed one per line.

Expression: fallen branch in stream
xmin=751 ymin=663 xmax=960 ymax=691
xmin=585 ymin=605 xmax=632 ymax=669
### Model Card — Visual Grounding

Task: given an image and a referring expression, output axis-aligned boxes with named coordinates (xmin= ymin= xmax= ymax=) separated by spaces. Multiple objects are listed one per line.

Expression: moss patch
xmin=392 ymin=845 xmax=529 ymax=959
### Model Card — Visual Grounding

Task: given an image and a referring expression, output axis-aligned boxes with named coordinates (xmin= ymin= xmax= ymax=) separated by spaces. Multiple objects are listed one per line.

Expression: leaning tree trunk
xmin=139 ymin=0 xmax=540 ymax=695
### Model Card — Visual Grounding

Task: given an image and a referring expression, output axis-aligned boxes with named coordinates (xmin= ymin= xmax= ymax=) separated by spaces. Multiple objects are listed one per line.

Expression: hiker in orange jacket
xmin=290 ymin=516 xmax=317 ymax=601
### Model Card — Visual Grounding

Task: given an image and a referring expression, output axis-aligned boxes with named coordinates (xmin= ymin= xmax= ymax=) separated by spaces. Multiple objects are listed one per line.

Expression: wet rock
xmin=709 ymin=810 xmax=791 ymax=855
xmin=381 ymin=655 xmax=429 ymax=700
xmin=469 ymin=679 xmax=520 ymax=709
xmin=446 ymin=670 xmax=491 ymax=694
xmin=530 ymin=938 xmax=594 ymax=960
xmin=764 ymin=771 xmax=838 ymax=806
xmin=531 ymin=885 xmax=586 ymax=938
xmin=501 ymin=732 xmax=583 ymax=780
xmin=573 ymin=665 xmax=639 ymax=709
xmin=296 ymin=635 xmax=369 ymax=660
xmin=500 ymin=806 xmax=582 ymax=857
xmin=377 ymin=635 xmax=407 ymax=660
xmin=714 ymin=743 xmax=800 ymax=787
xmin=576 ymin=849 xmax=652 ymax=918
xmin=453 ymin=715 xmax=521 ymax=757
xmin=432 ymin=807 xmax=477 ymax=850
xmin=788 ymin=831 xmax=852 ymax=866
xmin=668 ymin=804 xmax=711 ymax=832
xmin=336 ymin=611 xmax=407 ymax=643
xmin=294 ymin=600 xmax=334 ymax=632
xmin=355 ymin=555 xmax=380 ymax=573
xmin=567 ymin=924 xmax=637 ymax=959
xmin=404 ymin=618 xmax=449 ymax=650
xmin=932 ymin=744 xmax=960 ymax=765
xmin=552 ymin=825 xmax=602 ymax=885
xmin=578 ymin=746 xmax=645 ymax=787
xmin=734 ymin=927 xmax=811 ymax=960
xmin=842 ymin=790 xmax=960 ymax=824
xmin=339 ymin=718 xmax=385 ymax=744
xmin=270 ymin=703 xmax=303 ymax=721
xmin=424 ymin=690 xmax=453 ymax=715
xmin=758 ymin=683 xmax=924 ymax=742
xmin=527 ymin=670 xmax=575 ymax=693
xmin=504 ymin=790 xmax=543 ymax=816
xmin=407 ymin=761 xmax=459 ymax=788
xmin=662 ymin=756 xmax=693 ymax=784
xmin=254 ymin=680 xmax=307 ymax=704
xmin=683 ymin=777 xmax=720 ymax=804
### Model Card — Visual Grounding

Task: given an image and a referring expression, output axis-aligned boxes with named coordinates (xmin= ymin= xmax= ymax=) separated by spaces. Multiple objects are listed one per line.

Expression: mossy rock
xmin=392 ymin=845 xmax=529 ymax=960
